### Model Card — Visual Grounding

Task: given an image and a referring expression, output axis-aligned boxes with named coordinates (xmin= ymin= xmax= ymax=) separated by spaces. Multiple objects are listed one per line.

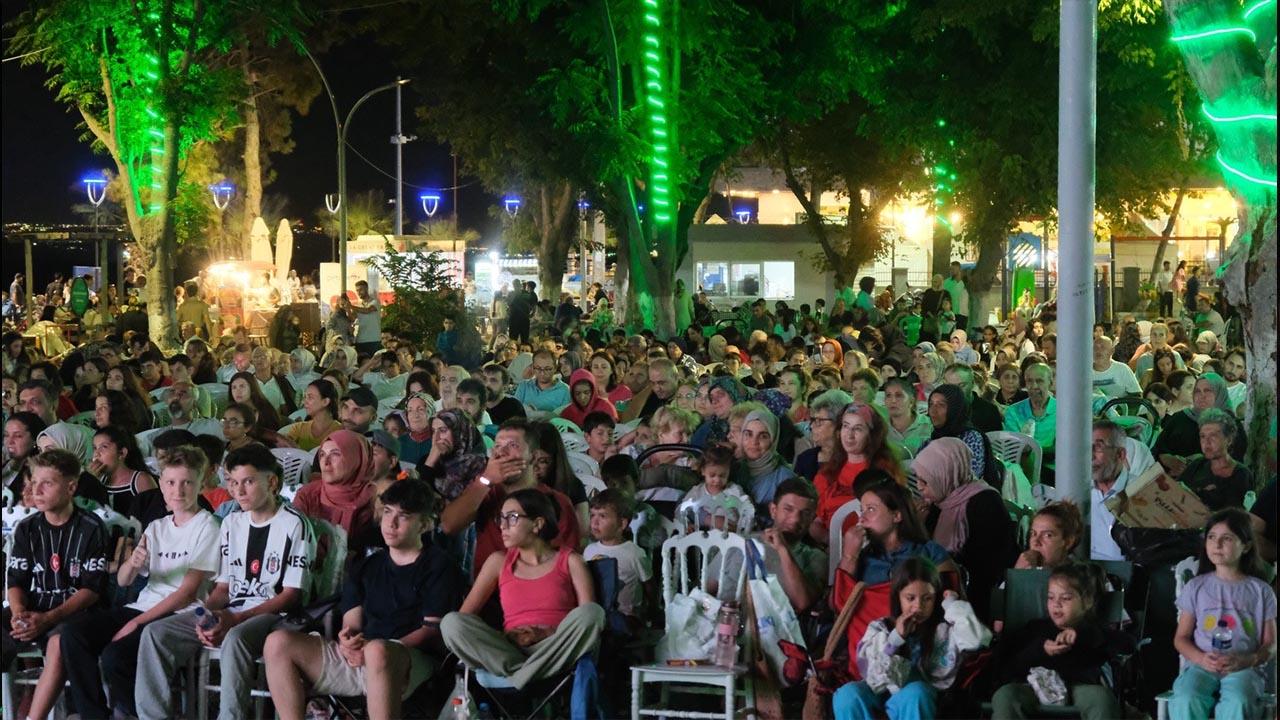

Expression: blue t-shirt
xmin=858 ymin=540 xmax=951 ymax=586
xmin=514 ymin=378 xmax=570 ymax=412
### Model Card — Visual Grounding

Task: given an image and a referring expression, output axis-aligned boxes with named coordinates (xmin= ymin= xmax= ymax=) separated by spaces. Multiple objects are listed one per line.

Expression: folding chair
xmin=630 ymin=530 xmax=756 ymax=720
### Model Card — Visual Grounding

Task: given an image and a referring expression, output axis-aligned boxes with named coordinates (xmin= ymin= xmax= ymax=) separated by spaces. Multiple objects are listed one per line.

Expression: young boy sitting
xmin=3 ymin=448 xmax=110 ymax=720
xmin=59 ymin=444 xmax=221 ymax=719
xmin=582 ymin=411 xmax=616 ymax=466
xmin=264 ymin=480 xmax=461 ymax=720
xmin=583 ymin=489 xmax=652 ymax=629
xmin=135 ymin=444 xmax=313 ymax=720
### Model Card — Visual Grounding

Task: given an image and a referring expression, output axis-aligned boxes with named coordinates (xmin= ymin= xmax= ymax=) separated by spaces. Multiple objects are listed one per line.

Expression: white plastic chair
xmin=1 ymin=485 xmax=12 ymax=509
xmin=287 ymin=408 xmax=308 ymax=422
xmin=630 ymin=531 xmax=756 ymax=720
xmin=566 ymin=451 xmax=599 ymax=478
xmin=199 ymin=383 xmax=230 ymax=414
xmin=150 ymin=386 xmax=170 ymax=402
xmin=827 ymin=499 xmax=862 ymax=584
xmin=271 ymin=447 xmax=314 ymax=489
xmin=277 ymin=421 xmax=301 ymax=438
xmin=987 ymin=431 xmax=1043 ymax=486
xmin=579 ymin=474 xmax=606 ymax=497
xmin=560 ymin=433 xmax=589 ymax=453
xmin=676 ymin=495 xmax=755 ymax=536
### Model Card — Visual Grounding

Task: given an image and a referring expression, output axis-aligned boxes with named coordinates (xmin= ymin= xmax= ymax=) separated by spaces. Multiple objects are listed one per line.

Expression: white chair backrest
xmin=370 ymin=382 xmax=401 ymax=401
xmin=93 ymin=506 xmax=144 ymax=548
xmin=272 ymin=447 xmax=314 ymax=489
xmin=1172 ymin=555 xmax=1199 ymax=607
xmin=288 ymin=408 xmax=308 ymax=422
xmin=150 ymin=386 xmax=170 ymax=401
xmin=200 ymin=383 xmax=230 ymax=415
xmin=1030 ymin=483 xmax=1057 ymax=509
xmin=309 ymin=517 xmax=348 ymax=600
xmin=1 ymin=485 xmax=12 ymax=509
xmin=144 ymin=456 xmax=160 ymax=476
xmin=560 ymin=434 xmax=589 ymax=453
xmin=278 ymin=422 xmax=301 ymax=437
xmin=2 ymin=505 xmax=38 ymax=533
xmin=566 ymin=451 xmax=599 ymax=478
xmin=660 ymin=530 xmax=753 ymax=605
xmin=987 ymin=431 xmax=1043 ymax=485
xmin=676 ymin=495 xmax=755 ymax=536
xmin=634 ymin=509 xmax=682 ymax=546
xmin=827 ymin=499 xmax=862 ymax=584
xmin=579 ymin=474 xmax=606 ymax=497
xmin=398 ymin=461 xmax=417 ymax=479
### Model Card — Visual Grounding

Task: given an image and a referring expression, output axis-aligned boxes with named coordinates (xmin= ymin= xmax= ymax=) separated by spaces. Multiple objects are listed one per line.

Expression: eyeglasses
xmin=680 ymin=392 xmax=696 ymax=400
xmin=495 ymin=512 xmax=530 ymax=528
xmin=221 ymin=418 xmax=244 ymax=426
xmin=532 ymin=366 xmax=555 ymax=373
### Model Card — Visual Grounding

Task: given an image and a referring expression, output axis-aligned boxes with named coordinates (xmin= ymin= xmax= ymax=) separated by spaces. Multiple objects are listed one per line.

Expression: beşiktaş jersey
xmin=216 ymin=504 xmax=313 ymax=611
xmin=6 ymin=507 xmax=110 ymax=612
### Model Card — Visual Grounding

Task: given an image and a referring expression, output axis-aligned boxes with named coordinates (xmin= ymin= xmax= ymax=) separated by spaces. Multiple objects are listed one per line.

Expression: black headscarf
xmin=929 ymin=384 xmax=974 ymax=440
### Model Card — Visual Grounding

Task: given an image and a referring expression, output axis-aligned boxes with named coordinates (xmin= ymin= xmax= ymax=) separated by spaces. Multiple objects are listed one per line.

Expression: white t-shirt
xmin=1092 ymin=360 xmax=1141 ymax=399
xmin=355 ymin=297 xmax=382 ymax=343
xmin=583 ymin=540 xmax=651 ymax=617
xmin=217 ymin=504 xmax=312 ymax=611
xmin=258 ymin=377 xmax=285 ymax=410
xmin=129 ymin=509 xmax=221 ymax=612
xmin=1226 ymin=382 xmax=1246 ymax=413
xmin=136 ymin=419 xmax=225 ymax=456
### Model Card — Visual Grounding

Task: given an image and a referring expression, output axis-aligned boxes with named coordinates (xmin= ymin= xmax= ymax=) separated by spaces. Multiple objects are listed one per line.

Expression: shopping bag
xmin=744 ymin=539 xmax=810 ymax=687
xmin=802 ymin=581 xmax=865 ymax=720
xmin=655 ymin=587 xmax=721 ymax=663
xmin=743 ymin=574 xmax=786 ymax=720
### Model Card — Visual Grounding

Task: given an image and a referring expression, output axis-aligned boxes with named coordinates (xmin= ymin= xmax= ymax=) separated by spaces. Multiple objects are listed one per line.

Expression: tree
xmin=361 ymin=241 xmax=465 ymax=351
xmin=1165 ymin=0 xmax=1277 ymax=475
xmin=8 ymin=0 xmax=305 ymax=347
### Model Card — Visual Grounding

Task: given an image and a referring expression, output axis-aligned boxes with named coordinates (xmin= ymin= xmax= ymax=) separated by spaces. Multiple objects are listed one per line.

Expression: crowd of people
xmin=2 ymin=266 xmax=1275 ymax=720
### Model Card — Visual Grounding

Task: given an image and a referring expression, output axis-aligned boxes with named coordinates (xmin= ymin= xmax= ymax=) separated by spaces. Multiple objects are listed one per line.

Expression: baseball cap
xmin=369 ymin=429 xmax=400 ymax=457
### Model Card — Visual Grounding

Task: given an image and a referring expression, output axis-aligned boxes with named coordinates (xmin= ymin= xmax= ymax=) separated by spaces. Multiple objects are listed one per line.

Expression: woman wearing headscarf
xmin=293 ymin=429 xmax=375 ymax=541
xmin=690 ymin=375 xmax=750 ymax=447
xmin=34 ymin=423 xmax=110 ymax=506
xmin=320 ymin=345 xmax=357 ymax=377
xmin=1004 ymin=316 xmax=1037 ymax=360
xmin=418 ymin=408 xmax=489 ymax=501
xmin=285 ymin=348 xmax=320 ymax=392
xmin=707 ymin=335 xmax=729 ymax=365
xmin=914 ymin=437 xmax=1012 ymax=621
xmin=398 ymin=393 xmax=439 ymax=465
xmin=921 ymin=384 xmax=1001 ymax=488
xmin=1153 ymin=372 xmax=1247 ymax=475
xmin=735 ymin=408 xmax=798 ymax=526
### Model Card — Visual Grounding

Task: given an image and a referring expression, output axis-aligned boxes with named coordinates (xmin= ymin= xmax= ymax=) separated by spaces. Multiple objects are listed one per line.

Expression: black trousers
xmin=59 ymin=606 xmax=145 ymax=719
xmin=1160 ymin=291 xmax=1174 ymax=318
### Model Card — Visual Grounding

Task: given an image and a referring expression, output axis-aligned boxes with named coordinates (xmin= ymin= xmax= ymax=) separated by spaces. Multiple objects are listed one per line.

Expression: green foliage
xmin=361 ymin=242 xmax=465 ymax=347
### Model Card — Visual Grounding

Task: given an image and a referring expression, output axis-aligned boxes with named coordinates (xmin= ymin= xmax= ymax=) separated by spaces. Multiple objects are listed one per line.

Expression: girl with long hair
xmin=229 ymin=371 xmax=283 ymax=430
xmin=284 ymin=378 xmax=341 ymax=451
xmin=89 ymin=425 xmax=157 ymax=519
xmin=588 ymin=351 xmax=631 ymax=404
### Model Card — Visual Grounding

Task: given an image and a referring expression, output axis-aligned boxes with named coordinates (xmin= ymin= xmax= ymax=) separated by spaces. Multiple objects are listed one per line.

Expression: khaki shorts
xmin=314 ymin=637 xmax=433 ymax=698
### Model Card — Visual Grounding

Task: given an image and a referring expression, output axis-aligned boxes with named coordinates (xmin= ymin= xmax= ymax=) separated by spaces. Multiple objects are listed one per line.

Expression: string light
xmin=640 ymin=0 xmax=671 ymax=225
xmin=1200 ymin=103 xmax=1278 ymax=123
xmin=1215 ymin=151 xmax=1277 ymax=189
xmin=1170 ymin=26 xmax=1256 ymax=43
xmin=1243 ymin=0 xmax=1275 ymax=20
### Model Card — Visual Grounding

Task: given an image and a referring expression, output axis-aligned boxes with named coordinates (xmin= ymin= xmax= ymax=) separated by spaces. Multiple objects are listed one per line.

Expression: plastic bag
xmin=1028 ymin=667 xmax=1068 ymax=706
xmin=655 ymin=588 xmax=720 ymax=663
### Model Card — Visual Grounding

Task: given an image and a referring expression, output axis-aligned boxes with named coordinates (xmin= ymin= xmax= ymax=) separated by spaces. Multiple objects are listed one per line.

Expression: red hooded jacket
xmin=559 ymin=368 xmax=618 ymax=427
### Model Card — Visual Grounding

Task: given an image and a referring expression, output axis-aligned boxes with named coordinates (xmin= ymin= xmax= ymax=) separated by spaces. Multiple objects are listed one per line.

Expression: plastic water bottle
xmin=1211 ymin=619 xmax=1233 ymax=651
xmin=712 ymin=601 xmax=740 ymax=667
xmin=476 ymin=703 xmax=495 ymax=720
xmin=194 ymin=605 xmax=219 ymax=631
xmin=451 ymin=697 xmax=470 ymax=719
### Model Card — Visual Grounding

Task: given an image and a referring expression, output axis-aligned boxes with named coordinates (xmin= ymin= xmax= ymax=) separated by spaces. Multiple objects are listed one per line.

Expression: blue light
xmin=735 ymin=209 xmax=752 ymax=224
xmin=81 ymin=177 xmax=107 ymax=185
xmin=504 ymin=196 xmax=522 ymax=217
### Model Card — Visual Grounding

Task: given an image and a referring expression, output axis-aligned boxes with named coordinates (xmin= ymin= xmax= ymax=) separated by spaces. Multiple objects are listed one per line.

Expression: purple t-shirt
xmin=1176 ymin=573 xmax=1276 ymax=677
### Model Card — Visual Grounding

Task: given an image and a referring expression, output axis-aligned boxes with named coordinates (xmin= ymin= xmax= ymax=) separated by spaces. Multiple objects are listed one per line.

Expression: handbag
xmin=743 ymin=568 xmax=786 ymax=720
xmin=802 ymin=581 xmax=865 ymax=720
xmin=1111 ymin=526 xmax=1201 ymax=567
xmin=744 ymin=539 xmax=810 ymax=687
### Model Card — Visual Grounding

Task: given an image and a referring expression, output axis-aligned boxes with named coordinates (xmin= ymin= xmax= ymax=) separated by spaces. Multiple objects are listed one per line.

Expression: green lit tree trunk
xmin=148 ymin=117 xmax=181 ymax=348
xmin=1165 ymin=0 xmax=1277 ymax=476
xmin=536 ymin=182 xmax=578 ymax=303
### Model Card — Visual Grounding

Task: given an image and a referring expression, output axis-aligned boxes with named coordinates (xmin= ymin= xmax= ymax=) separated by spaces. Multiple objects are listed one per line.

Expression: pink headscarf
xmin=316 ymin=429 xmax=375 ymax=529
xmin=914 ymin=437 xmax=995 ymax=553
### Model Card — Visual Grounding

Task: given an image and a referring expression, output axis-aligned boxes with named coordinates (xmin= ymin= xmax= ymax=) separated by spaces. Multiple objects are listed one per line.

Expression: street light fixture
xmin=210 ymin=182 xmax=235 ymax=210
xmin=420 ymin=193 xmax=441 ymax=218
xmin=735 ymin=209 xmax=752 ymax=224
xmin=504 ymin=196 xmax=522 ymax=218
xmin=339 ymin=78 xmax=411 ymax=298
xmin=83 ymin=176 xmax=109 ymax=292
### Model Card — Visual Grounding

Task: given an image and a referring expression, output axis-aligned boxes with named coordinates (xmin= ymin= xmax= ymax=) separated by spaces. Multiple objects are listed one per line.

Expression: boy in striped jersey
xmin=4 ymin=448 xmax=110 ymax=720
xmin=135 ymin=444 xmax=313 ymax=720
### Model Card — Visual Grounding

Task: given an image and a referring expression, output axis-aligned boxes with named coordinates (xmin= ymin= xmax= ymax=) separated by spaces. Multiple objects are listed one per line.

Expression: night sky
xmin=1 ymin=5 xmax=498 ymax=233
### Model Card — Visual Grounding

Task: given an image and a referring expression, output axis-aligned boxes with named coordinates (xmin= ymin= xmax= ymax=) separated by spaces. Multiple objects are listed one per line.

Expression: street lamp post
xmin=210 ymin=182 xmax=234 ymax=259
xmin=339 ymin=79 xmax=412 ymax=298
xmin=83 ymin=177 xmax=108 ymax=289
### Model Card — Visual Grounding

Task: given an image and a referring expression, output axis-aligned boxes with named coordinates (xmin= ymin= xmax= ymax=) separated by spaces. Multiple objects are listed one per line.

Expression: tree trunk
xmin=536 ymin=182 xmax=577 ymax=304
xmin=1165 ymin=0 xmax=1277 ymax=476
xmin=148 ymin=118 xmax=181 ymax=350
xmin=1147 ymin=186 xmax=1187 ymax=276
xmin=241 ymin=47 xmax=262 ymax=261
xmin=932 ymin=219 xmax=953 ymax=278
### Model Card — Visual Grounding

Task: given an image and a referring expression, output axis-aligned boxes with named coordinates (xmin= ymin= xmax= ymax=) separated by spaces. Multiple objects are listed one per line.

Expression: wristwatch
xmin=477 ymin=475 xmax=492 ymax=487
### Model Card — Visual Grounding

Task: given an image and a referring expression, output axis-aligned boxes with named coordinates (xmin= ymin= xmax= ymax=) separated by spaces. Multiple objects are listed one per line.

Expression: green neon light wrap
xmin=1215 ymin=151 xmax=1277 ymax=188
xmin=1171 ymin=27 xmax=1256 ymax=43
xmin=1201 ymin=103 xmax=1278 ymax=123
xmin=1243 ymin=0 xmax=1275 ymax=19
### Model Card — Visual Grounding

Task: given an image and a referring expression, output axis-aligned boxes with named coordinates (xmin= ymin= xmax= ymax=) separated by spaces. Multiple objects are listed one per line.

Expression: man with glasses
xmin=514 ymin=349 xmax=570 ymax=414
xmin=1090 ymin=420 xmax=1135 ymax=561
xmin=439 ymin=419 xmax=581 ymax=579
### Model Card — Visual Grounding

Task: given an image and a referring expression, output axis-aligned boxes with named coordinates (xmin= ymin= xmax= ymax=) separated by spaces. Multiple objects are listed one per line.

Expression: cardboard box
xmin=1105 ymin=464 xmax=1212 ymax=529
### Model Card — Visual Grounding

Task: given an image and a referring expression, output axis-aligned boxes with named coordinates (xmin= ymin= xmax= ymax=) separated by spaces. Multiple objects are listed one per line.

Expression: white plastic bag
xmin=656 ymin=588 xmax=721 ymax=663
xmin=745 ymin=540 xmax=810 ymax=687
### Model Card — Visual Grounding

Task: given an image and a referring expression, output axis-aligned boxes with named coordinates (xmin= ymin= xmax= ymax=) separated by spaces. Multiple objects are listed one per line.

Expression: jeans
xmin=832 ymin=680 xmax=937 ymax=720
xmin=1170 ymin=664 xmax=1264 ymax=720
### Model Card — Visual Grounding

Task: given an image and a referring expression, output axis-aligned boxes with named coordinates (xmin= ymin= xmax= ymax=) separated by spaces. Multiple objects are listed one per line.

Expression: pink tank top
xmin=499 ymin=546 xmax=578 ymax=631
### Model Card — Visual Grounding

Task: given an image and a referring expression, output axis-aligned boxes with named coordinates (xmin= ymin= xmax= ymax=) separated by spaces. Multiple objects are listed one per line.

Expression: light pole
xmin=83 ymin=176 xmax=108 ymax=286
xmin=339 ymin=78 xmax=412 ymax=298
xmin=210 ymin=182 xmax=234 ymax=259
xmin=420 ymin=193 xmax=441 ymax=219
